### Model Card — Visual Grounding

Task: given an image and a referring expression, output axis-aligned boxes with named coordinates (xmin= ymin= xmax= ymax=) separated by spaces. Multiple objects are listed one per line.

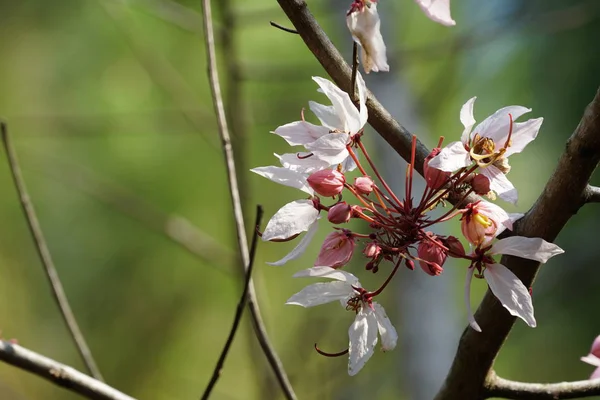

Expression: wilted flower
xmin=464 ymin=237 xmax=564 ymax=332
xmin=315 ymin=230 xmax=356 ymax=268
xmin=429 ymin=97 xmax=543 ymax=204
xmin=414 ymin=0 xmax=455 ymax=26
xmin=346 ymin=0 xmax=388 ymax=74
xmin=286 ymin=267 xmax=398 ymax=375
xmin=581 ymin=335 xmax=600 ymax=380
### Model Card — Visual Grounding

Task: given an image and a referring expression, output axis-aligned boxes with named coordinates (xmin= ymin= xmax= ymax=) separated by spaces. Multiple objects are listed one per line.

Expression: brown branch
xmin=200 ymin=1 xmax=297 ymax=399
xmin=201 ymin=205 xmax=263 ymax=400
xmin=583 ymin=184 xmax=600 ymax=204
xmin=0 ymin=340 xmax=134 ymax=400
xmin=1 ymin=123 xmax=104 ymax=382
xmin=435 ymin=87 xmax=600 ymax=400
xmin=486 ymin=371 xmax=600 ymax=399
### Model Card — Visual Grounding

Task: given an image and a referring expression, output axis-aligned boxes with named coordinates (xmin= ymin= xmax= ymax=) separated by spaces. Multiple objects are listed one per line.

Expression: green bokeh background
xmin=0 ymin=0 xmax=599 ymax=399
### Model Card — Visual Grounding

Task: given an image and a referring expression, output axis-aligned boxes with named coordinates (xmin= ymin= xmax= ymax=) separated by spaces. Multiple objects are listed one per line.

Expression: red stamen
xmin=504 ymin=113 xmax=514 ymax=149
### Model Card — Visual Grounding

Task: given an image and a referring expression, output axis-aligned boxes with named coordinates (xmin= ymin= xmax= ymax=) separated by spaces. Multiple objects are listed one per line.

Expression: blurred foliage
xmin=0 ymin=0 xmax=599 ymax=399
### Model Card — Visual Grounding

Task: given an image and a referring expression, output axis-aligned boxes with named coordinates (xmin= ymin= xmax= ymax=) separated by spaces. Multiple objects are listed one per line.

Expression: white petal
xmin=262 ymin=200 xmax=319 ymax=241
xmin=273 ymin=121 xmax=330 ymax=146
xmin=292 ymin=266 xmax=360 ymax=285
xmin=503 ymin=118 xmax=543 ymax=158
xmin=267 ymin=221 xmax=319 ymax=266
xmin=347 ymin=4 xmax=389 ymax=74
xmin=277 ymin=152 xmax=330 ymax=173
xmin=480 ymin=166 xmax=518 ymax=204
xmin=460 ymin=96 xmax=477 ymax=144
xmin=491 ymin=237 xmax=564 ymax=263
xmin=348 ymin=307 xmax=378 ymax=376
xmin=373 ymin=302 xmax=397 ymax=351
xmin=312 ymin=77 xmax=362 ymax=133
xmin=472 ymin=105 xmax=531 ymax=146
xmin=286 ymin=281 xmax=354 ymax=308
xmin=309 ymin=101 xmax=341 ymax=131
xmin=356 ymin=72 xmax=368 ymax=128
xmin=250 ymin=166 xmax=313 ymax=195
xmin=484 ymin=263 xmax=536 ymax=328
xmin=427 ymin=141 xmax=471 ymax=172
xmin=414 ymin=0 xmax=456 ymax=26
xmin=305 ymin=134 xmax=351 ymax=166
xmin=581 ymin=355 xmax=600 ymax=368
xmin=464 ymin=267 xmax=482 ymax=332
xmin=495 ymin=212 xmax=524 ymax=237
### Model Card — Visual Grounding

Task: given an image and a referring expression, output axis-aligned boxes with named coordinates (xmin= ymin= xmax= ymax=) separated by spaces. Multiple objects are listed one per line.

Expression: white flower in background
xmin=414 ymin=0 xmax=455 ymax=26
xmin=273 ymin=74 xmax=368 ymax=173
xmin=287 ymin=267 xmax=398 ymax=375
xmin=429 ymin=97 xmax=544 ymax=204
xmin=464 ymin=237 xmax=564 ymax=332
xmin=346 ymin=0 xmax=389 ymax=74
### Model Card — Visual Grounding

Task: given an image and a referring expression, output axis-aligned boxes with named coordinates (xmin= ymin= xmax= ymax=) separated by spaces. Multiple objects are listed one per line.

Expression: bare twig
xmin=583 ymin=184 xmax=600 ymax=204
xmin=0 ymin=340 xmax=134 ymax=400
xmin=200 ymin=1 xmax=297 ymax=399
xmin=486 ymin=371 xmax=600 ymax=399
xmin=350 ymin=42 xmax=358 ymax=102
xmin=1 ymin=123 xmax=104 ymax=381
xmin=201 ymin=205 xmax=264 ymax=400
xmin=269 ymin=21 xmax=299 ymax=34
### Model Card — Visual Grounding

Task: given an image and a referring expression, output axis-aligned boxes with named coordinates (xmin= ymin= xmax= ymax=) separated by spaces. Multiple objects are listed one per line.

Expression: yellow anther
xmin=474 ymin=213 xmax=492 ymax=228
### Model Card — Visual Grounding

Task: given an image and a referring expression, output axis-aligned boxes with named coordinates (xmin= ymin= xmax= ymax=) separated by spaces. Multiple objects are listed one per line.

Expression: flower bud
xmin=405 ymin=259 xmax=415 ymax=270
xmin=443 ymin=235 xmax=465 ymax=257
xmin=307 ymin=169 xmax=345 ymax=197
xmin=424 ymin=148 xmax=451 ymax=190
xmin=471 ymin=174 xmax=491 ymax=195
xmin=417 ymin=232 xmax=447 ymax=276
xmin=363 ymin=242 xmax=381 ymax=259
xmin=354 ymin=176 xmax=374 ymax=194
xmin=591 ymin=336 xmax=600 ymax=359
xmin=314 ymin=230 xmax=355 ymax=269
xmin=328 ymin=202 xmax=352 ymax=224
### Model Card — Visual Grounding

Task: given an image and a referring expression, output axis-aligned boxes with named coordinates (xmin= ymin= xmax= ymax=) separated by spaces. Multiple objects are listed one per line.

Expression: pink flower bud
xmin=471 ymin=174 xmax=491 ymax=195
xmin=443 ymin=236 xmax=465 ymax=257
xmin=405 ymin=259 xmax=415 ymax=270
xmin=591 ymin=336 xmax=600 ymax=359
xmin=424 ymin=148 xmax=451 ymax=190
xmin=314 ymin=230 xmax=355 ymax=269
xmin=363 ymin=242 xmax=381 ymax=259
xmin=328 ymin=202 xmax=352 ymax=224
xmin=307 ymin=169 xmax=345 ymax=197
xmin=417 ymin=232 xmax=447 ymax=276
xmin=354 ymin=176 xmax=374 ymax=194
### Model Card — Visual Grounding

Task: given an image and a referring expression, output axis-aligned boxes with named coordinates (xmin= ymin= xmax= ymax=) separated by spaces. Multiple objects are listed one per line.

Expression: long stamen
xmin=314 ymin=343 xmax=349 ymax=357
xmin=504 ymin=113 xmax=514 ymax=149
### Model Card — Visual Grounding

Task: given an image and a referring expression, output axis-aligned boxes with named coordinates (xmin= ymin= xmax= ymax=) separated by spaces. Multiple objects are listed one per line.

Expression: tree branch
xmin=0 ymin=340 xmax=134 ymax=400
xmin=435 ymin=87 xmax=600 ymax=400
xmin=200 ymin=1 xmax=297 ymax=399
xmin=486 ymin=371 xmax=600 ymax=400
xmin=201 ymin=205 xmax=263 ymax=400
xmin=1 ymin=122 xmax=104 ymax=381
xmin=583 ymin=184 xmax=600 ymax=204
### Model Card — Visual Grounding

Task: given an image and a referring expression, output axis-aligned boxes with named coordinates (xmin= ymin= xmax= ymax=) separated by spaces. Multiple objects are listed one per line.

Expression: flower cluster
xmin=252 ymin=72 xmax=564 ymax=375
xmin=252 ymin=0 xmax=564 ymax=376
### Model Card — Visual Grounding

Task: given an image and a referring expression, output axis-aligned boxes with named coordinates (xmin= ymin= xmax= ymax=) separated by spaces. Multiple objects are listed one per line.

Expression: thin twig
xmin=269 ymin=21 xmax=299 ymax=34
xmin=200 ymin=2 xmax=297 ymax=400
xmin=201 ymin=205 xmax=264 ymax=400
xmin=583 ymin=184 xmax=600 ymax=204
xmin=1 ymin=122 xmax=104 ymax=382
xmin=486 ymin=371 xmax=600 ymax=399
xmin=0 ymin=340 xmax=134 ymax=400
xmin=350 ymin=42 xmax=359 ymax=102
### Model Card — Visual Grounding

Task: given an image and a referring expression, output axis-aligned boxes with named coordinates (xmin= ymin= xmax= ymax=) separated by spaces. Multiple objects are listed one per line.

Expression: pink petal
xmin=262 ymin=200 xmax=319 ymax=241
xmin=273 ymin=121 xmax=330 ymax=146
xmin=427 ymin=141 xmax=471 ymax=172
xmin=581 ymin=355 xmax=600 ymax=368
xmin=414 ymin=0 xmax=456 ymax=26
xmin=464 ymin=267 xmax=482 ymax=332
xmin=491 ymin=237 xmax=564 ymax=263
xmin=592 ymin=367 xmax=600 ymax=380
xmin=480 ymin=165 xmax=518 ymax=204
xmin=267 ymin=221 xmax=319 ymax=266
xmin=348 ymin=308 xmax=378 ymax=376
xmin=484 ymin=263 xmax=536 ymax=327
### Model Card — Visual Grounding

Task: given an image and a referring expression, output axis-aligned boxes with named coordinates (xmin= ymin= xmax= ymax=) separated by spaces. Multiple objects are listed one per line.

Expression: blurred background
xmin=0 ymin=0 xmax=599 ymax=399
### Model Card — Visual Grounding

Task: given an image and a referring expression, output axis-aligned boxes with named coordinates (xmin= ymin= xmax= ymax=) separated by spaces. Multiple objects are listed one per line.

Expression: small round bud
xmin=327 ymin=202 xmax=352 ymax=224
xmin=443 ymin=236 xmax=466 ymax=257
xmin=405 ymin=259 xmax=415 ymax=270
xmin=471 ymin=174 xmax=491 ymax=195
xmin=363 ymin=242 xmax=381 ymax=259
xmin=354 ymin=176 xmax=374 ymax=194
